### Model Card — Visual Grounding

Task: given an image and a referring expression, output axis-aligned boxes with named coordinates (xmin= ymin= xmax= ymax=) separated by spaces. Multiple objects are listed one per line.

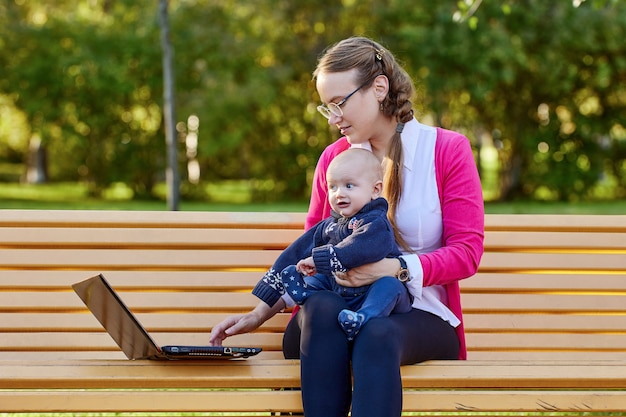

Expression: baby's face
xmin=327 ymin=164 xmax=377 ymax=217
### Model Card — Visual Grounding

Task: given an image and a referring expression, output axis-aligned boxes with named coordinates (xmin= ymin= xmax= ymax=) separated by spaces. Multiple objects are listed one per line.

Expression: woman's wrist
xmin=395 ymin=256 xmax=411 ymax=282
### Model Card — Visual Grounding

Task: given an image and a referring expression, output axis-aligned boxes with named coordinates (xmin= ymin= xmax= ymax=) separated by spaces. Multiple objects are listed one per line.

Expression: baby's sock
xmin=338 ymin=309 xmax=365 ymax=341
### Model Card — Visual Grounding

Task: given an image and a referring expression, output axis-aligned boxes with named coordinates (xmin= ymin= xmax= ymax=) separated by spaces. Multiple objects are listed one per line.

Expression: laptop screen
xmin=73 ymin=274 xmax=162 ymax=360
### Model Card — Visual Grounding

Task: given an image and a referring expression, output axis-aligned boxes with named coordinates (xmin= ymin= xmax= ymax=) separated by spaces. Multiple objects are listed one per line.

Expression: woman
xmin=210 ymin=36 xmax=484 ymax=417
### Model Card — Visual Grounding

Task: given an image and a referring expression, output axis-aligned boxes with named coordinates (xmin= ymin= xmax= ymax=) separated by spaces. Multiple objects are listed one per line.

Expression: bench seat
xmin=1 ymin=210 xmax=625 ymax=415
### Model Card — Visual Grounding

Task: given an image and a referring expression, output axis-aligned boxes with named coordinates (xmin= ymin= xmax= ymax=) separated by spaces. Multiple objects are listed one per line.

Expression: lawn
xmin=0 ymin=181 xmax=625 ymax=214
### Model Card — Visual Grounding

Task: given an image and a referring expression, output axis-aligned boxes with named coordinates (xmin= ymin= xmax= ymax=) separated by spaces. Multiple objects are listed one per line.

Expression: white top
xmin=354 ymin=120 xmax=460 ymax=327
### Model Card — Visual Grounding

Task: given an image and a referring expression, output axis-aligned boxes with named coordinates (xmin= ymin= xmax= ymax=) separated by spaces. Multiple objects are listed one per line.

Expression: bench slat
xmin=479 ymin=252 xmax=626 ymax=271
xmin=1 ymin=389 xmax=625 ymax=413
xmin=0 ymin=249 xmax=282 ymax=269
xmin=3 ymin=271 xmax=626 ymax=292
xmin=0 ymin=227 xmax=301 ymax=249
xmin=3 ymin=291 xmax=624 ymax=313
xmin=461 ymin=293 xmax=626 ymax=312
xmin=485 ymin=230 xmax=626 ymax=250
xmin=2 ymin=249 xmax=624 ymax=272
xmin=4 ymin=227 xmax=625 ymax=251
xmin=463 ymin=273 xmax=626 ymax=292
xmin=2 ymin=360 xmax=625 ymax=390
xmin=3 ymin=331 xmax=623 ymax=353
xmin=484 ymin=214 xmax=626 ymax=232
xmin=0 ymin=270 xmax=264 ymax=290
xmin=0 ymin=312 xmax=291 ymax=331
xmin=0 ymin=210 xmax=308 ymax=228
xmin=5 ymin=311 xmax=625 ymax=333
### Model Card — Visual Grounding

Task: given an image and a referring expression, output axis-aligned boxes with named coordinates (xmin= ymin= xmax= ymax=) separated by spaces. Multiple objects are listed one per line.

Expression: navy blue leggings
xmin=282 ymin=291 xmax=459 ymax=417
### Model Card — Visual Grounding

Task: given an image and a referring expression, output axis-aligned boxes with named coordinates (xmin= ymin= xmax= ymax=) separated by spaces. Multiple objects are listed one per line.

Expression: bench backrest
xmin=0 ymin=210 xmax=625 ymax=361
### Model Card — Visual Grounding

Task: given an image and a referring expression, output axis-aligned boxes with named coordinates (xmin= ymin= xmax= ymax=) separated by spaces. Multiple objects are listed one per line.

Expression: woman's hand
xmin=209 ymin=313 xmax=260 ymax=346
xmin=335 ymin=257 xmax=401 ymax=287
xmin=209 ymin=299 xmax=285 ymax=346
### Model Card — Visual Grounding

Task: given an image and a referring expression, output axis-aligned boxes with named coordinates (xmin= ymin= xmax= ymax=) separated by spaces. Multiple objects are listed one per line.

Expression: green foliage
xmin=0 ymin=0 xmax=624 ymax=202
xmin=385 ymin=1 xmax=626 ymax=201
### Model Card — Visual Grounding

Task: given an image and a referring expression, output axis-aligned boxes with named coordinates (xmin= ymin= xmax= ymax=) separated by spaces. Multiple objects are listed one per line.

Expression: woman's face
xmin=316 ymin=69 xmax=387 ymax=146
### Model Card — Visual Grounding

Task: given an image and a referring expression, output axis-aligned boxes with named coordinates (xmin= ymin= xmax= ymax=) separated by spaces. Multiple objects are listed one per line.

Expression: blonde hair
xmin=314 ymin=37 xmax=415 ymax=250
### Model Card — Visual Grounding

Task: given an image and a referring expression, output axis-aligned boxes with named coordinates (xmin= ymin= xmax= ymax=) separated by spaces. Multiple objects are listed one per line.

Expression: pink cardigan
xmin=304 ymin=128 xmax=484 ymax=359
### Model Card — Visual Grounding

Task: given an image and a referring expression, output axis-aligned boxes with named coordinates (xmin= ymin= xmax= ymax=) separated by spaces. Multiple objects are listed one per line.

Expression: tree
xmin=158 ymin=0 xmax=180 ymax=210
xmin=380 ymin=0 xmax=625 ymax=201
xmin=1 ymin=0 xmax=624 ymax=203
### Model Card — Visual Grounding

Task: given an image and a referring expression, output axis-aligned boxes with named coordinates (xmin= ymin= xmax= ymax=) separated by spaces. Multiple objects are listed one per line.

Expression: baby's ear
xmin=371 ymin=180 xmax=383 ymax=198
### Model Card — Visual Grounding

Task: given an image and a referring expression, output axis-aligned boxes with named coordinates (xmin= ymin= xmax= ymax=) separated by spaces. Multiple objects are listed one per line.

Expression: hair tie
xmin=375 ymin=48 xmax=385 ymax=61
xmin=395 ymin=122 xmax=405 ymax=133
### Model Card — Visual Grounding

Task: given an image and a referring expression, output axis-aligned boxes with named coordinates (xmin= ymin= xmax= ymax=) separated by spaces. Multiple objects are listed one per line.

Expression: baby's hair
xmin=327 ymin=148 xmax=383 ymax=183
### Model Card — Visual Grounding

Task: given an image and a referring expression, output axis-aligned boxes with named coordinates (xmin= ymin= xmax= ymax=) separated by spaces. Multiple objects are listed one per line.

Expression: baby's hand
xmin=296 ymin=257 xmax=316 ymax=276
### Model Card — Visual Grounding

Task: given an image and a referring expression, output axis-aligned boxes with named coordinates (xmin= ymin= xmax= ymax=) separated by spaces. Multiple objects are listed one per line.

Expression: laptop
xmin=72 ymin=274 xmax=262 ymax=360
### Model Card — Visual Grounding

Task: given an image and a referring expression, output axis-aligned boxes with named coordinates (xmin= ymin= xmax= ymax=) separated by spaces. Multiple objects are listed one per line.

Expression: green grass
xmin=0 ymin=181 xmax=309 ymax=211
xmin=0 ymin=181 xmax=625 ymax=214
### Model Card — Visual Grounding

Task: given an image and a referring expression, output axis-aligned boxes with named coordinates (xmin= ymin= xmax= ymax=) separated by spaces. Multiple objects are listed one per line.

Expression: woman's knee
xmin=300 ymin=291 xmax=346 ymax=329
xmin=353 ymin=317 xmax=400 ymax=354
xmin=303 ymin=291 xmax=344 ymax=314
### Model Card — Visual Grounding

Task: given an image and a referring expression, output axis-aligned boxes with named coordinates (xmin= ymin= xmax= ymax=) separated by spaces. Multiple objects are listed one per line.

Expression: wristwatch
xmin=396 ymin=257 xmax=410 ymax=283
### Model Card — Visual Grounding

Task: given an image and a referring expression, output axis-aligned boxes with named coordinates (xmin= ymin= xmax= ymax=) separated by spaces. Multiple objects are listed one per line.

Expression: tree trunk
xmin=24 ymin=135 xmax=47 ymax=184
xmin=158 ymin=0 xmax=180 ymax=210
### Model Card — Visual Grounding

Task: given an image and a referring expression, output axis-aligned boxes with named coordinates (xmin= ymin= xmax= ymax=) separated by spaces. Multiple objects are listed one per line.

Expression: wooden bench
xmin=0 ymin=209 xmax=625 ymax=416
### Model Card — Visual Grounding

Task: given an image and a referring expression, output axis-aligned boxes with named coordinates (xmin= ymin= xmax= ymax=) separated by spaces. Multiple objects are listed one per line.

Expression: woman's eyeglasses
xmin=316 ymin=81 xmax=370 ymax=120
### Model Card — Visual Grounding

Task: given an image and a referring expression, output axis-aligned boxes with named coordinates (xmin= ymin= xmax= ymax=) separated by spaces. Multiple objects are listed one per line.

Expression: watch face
xmin=397 ymin=270 xmax=410 ymax=282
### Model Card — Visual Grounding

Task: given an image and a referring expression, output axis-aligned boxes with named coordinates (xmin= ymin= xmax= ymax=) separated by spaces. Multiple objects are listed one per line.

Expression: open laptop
xmin=72 ymin=274 xmax=262 ymax=360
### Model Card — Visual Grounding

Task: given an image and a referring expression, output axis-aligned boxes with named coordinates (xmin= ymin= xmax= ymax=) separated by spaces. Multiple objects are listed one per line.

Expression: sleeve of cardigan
xmin=418 ymin=130 xmax=485 ymax=287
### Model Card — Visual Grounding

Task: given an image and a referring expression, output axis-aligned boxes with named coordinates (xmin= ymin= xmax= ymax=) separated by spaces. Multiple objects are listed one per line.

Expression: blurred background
xmin=0 ymin=0 xmax=624 ymax=212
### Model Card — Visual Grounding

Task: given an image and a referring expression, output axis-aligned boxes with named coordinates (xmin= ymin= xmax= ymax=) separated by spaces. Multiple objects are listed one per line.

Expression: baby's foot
xmin=281 ymin=266 xmax=309 ymax=304
xmin=338 ymin=309 xmax=365 ymax=341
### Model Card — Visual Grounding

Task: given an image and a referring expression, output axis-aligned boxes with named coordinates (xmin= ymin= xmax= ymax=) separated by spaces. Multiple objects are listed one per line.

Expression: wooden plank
xmin=0 ymin=390 xmax=303 ymax=413
xmin=6 ymin=311 xmax=626 ymax=334
xmin=1 ymin=249 xmax=624 ymax=271
xmin=0 ymin=291 xmax=261 ymax=312
xmin=3 ymin=211 xmax=624 ymax=231
xmin=0 ymin=270 xmax=265 ymax=290
xmin=6 ymin=331 xmax=625 ymax=354
xmin=0 ymin=248 xmax=282 ymax=270
xmin=4 ymin=228 xmax=624 ymax=251
xmin=465 ymin=332 xmax=626 ymax=350
xmin=463 ymin=313 xmax=626 ymax=332
xmin=0 ymin=227 xmax=301 ymax=249
xmin=1 ymin=348 xmax=624 ymax=362
xmin=485 ymin=230 xmax=626 ymax=250
xmin=0 ymin=209 xmax=308 ymax=228
xmin=1 ymin=360 xmax=625 ymax=390
xmin=469 ymin=350 xmax=626 ymax=361
xmin=2 ymin=270 xmax=625 ymax=292
xmin=461 ymin=293 xmax=626 ymax=313
xmin=478 ymin=252 xmax=626 ymax=272
xmin=484 ymin=214 xmax=626 ymax=232
xmin=462 ymin=273 xmax=626 ymax=292
xmin=0 ymin=332 xmax=284 ymax=352
xmin=6 ymin=290 xmax=620 ymax=315
xmin=0 ymin=312 xmax=291 ymax=331
xmin=1 ymin=389 xmax=625 ymax=413
xmin=3 ymin=330 xmax=625 ymax=355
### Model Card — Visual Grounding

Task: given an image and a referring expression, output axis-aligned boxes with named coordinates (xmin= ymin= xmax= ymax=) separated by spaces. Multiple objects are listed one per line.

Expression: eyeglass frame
xmin=316 ymin=78 xmax=376 ymax=120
